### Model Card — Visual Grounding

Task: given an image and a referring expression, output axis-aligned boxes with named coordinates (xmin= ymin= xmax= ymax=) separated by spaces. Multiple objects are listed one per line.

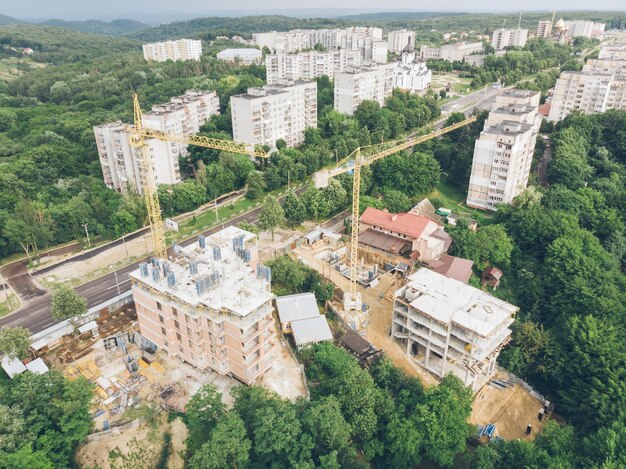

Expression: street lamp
xmin=81 ymin=223 xmax=91 ymax=247
xmin=113 ymin=271 xmax=121 ymax=295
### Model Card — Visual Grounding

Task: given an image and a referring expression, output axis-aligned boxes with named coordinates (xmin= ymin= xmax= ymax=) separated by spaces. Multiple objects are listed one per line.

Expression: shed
xmin=303 ymin=230 xmax=322 ymax=245
xmin=275 ymin=293 xmax=320 ymax=333
xmin=25 ymin=358 xmax=49 ymax=375
xmin=291 ymin=316 xmax=333 ymax=350
xmin=78 ymin=320 xmax=99 ymax=336
xmin=482 ymin=267 xmax=504 ymax=289
xmin=1 ymin=356 xmax=27 ymax=379
xmin=340 ymin=329 xmax=372 ymax=357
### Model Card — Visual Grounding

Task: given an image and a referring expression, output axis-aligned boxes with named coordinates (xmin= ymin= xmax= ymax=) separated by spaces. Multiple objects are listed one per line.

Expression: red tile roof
xmin=360 ymin=207 xmax=434 ymax=240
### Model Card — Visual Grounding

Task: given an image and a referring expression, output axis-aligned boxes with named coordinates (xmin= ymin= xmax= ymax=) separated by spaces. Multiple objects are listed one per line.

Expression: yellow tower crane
xmin=313 ymin=116 xmax=477 ymax=311
xmin=128 ymin=93 xmax=268 ymax=260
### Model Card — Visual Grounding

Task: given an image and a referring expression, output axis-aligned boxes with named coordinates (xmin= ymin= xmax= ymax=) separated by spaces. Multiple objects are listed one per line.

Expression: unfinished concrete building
xmin=392 ymin=268 xmax=517 ymax=390
xmin=130 ymin=227 xmax=277 ymax=385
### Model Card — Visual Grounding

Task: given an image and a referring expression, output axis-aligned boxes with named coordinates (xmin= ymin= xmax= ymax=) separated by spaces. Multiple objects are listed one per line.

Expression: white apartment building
xmin=467 ymin=90 xmax=541 ymax=211
xmin=94 ymin=91 xmax=220 ymax=193
xmin=394 ymin=42 xmax=432 ymax=92
xmin=392 ymin=268 xmax=517 ymax=390
xmin=388 ymin=29 xmax=416 ymax=54
xmin=419 ymin=42 xmax=484 ymax=62
xmin=491 ymin=28 xmax=528 ymax=50
xmin=252 ymin=27 xmax=386 ymax=63
xmin=130 ymin=226 xmax=277 ymax=384
xmin=537 ymin=20 xmax=553 ymax=38
xmin=216 ymin=48 xmax=262 ymax=65
xmin=564 ymin=20 xmax=606 ymax=39
xmin=143 ymin=39 xmax=202 ymax=62
xmin=265 ymin=49 xmax=364 ymax=85
xmin=231 ymin=81 xmax=317 ymax=149
xmin=548 ymin=47 xmax=626 ymax=121
xmin=334 ymin=63 xmax=395 ymax=115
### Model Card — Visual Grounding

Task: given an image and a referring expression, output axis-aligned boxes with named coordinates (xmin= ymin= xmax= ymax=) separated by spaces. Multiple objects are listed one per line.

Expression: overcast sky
xmin=3 ymin=0 xmax=625 ymax=22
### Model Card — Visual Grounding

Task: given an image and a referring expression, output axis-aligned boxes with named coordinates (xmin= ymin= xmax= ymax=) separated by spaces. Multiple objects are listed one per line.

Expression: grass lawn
xmin=426 ymin=180 xmax=495 ymax=226
xmin=0 ymin=294 xmax=19 ymax=318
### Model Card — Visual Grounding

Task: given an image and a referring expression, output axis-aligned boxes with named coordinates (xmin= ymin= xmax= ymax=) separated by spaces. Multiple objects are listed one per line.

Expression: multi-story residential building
xmin=537 ymin=20 xmax=553 ymax=38
xmin=388 ymin=29 xmax=416 ymax=54
xmin=419 ymin=42 xmax=484 ymax=62
xmin=392 ymin=268 xmax=517 ymax=390
xmin=265 ymin=49 xmax=365 ymax=85
xmin=94 ymin=91 xmax=220 ymax=193
xmin=491 ymin=28 xmax=528 ymax=50
xmin=143 ymin=39 xmax=202 ymax=62
xmin=130 ymin=226 xmax=277 ymax=384
xmin=334 ymin=63 xmax=395 ymax=115
xmin=564 ymin=20 xmax=606 ymax=39
xmin=548 ymin=47 xmax=626 ymax=121
xmin=216 ymin=48 xmax=262 ymax=65
xmin=467 ymin=90 xmax=541 ymax=211
xmin=394 ymin=41 xmax=432 ymax=92
xmin=252 ymin=27 xmax=386 ymax=63
xmin=231 ymin=81 xmax=317 ymax=149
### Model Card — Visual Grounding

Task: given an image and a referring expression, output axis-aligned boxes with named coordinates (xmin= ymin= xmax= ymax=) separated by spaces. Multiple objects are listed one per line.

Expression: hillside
xmin=0 ymin=25 xmax=141 ymax=64
xmin=40 ymin=18 xmax=150 ymax=36
xmin=0 ymin=14 xmax=23 ymax=25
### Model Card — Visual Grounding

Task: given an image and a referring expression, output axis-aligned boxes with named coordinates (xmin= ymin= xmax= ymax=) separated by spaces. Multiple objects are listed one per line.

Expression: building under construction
xmin=130 ymin=227 xmax=277 ymax=385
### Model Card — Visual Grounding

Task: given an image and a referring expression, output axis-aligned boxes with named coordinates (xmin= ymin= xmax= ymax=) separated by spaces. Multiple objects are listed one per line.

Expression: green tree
xmin=0 ymin=404 xmax=30 ymax=454
xmin=301 ymin=396 xmax=353 ymax=463
xmin=189 ymin=413 xmax=251 ymax=469
xmin=283 ymin=190 xmax=306 ymax=226
xmin=245 ymin=171 xmax=265 ymax=200
xmin=51 ymin=285 xmax=87 ymax=322
xmin=0 ymin=327 xmax=31 ymax=360
xmin=450 ymin=224 xmax=513 ymax=271
xmin=185 ymin=384 xmax=227 ymax=453
xmin=382 ymin=190 xmax=412 ymax=213
xmin=259 ymin=195 xmax=285 ymax=240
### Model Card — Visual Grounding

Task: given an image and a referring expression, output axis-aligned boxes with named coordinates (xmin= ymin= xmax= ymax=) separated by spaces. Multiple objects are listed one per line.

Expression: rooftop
xmin=428 ymin=255 xmax=474 ymax=284
xmin=217 ymin=48 xmax=262 ymax=58
xmin=398 ymin=268 xmax=517 ymax=337
xmin=360 ymin=207 xmax=436 ymax=240
xmin=292 ymin=316 xmax=333 ymax=348
xmin=275 ymin=292 xmax=320 ymax=324
xmin=130 ymin=226 xmax=273 ymax=317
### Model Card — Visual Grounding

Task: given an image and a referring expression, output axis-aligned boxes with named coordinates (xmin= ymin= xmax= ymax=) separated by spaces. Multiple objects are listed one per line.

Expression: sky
xmin=3 ymin=0 xmax=625 ymax=22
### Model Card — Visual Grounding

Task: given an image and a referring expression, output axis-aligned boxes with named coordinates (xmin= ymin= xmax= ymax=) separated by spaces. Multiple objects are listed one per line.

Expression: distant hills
xmin=0 ymin=14 xmax=23 ymax=26
xmin=39 ymin=18 xmax=150 ymax=36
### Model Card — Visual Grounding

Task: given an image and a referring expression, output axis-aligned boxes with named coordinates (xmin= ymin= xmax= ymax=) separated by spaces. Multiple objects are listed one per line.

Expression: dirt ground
xmin=258 ymin=340 xmax=308 ymax=401
xmin=471 ymin=376 xmax=547 ymax=441
xmin=168 ymin=417 xmax=188 ymax=469
xmin=295 ymin=243 xmax=438 ymax=387
xmin=257 ymin=225 xmax=311 ymax=262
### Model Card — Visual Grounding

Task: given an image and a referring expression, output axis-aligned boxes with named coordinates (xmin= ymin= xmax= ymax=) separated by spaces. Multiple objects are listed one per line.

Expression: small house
xmin=275 ymin=293 xmax=320 ymax=334
xmin=482 ymin=267 xmax=503 ymax=289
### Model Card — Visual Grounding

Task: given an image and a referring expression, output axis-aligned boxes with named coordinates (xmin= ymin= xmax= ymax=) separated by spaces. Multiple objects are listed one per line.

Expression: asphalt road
xmin=0 ymin=194 xmax=282 ymax=334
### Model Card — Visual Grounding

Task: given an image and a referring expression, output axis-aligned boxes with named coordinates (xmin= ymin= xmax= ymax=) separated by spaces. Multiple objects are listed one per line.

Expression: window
xmin=174 ymin=320 xmax=180 ymax=330
xmin=159 ymin=314 xmax=164 ymax=323
xmin=172 ymin=308 xmax=178 ymax=317
xmin=163 ymin=339 xmax=168 ymax=348
xmin=178 ymin=345 xmax=184 ymax=353
xmin=189 ymin=339 xmax=193 ymax=347
xmin=187 ymin=327 xmax=192 ymax=336
xmin=176 ymin=332 xmax=182 ymax=341
xmin=161 ymin=326 xmax=166 ymax=335
xmin=156 ymin=302 xmax=162 ymax=311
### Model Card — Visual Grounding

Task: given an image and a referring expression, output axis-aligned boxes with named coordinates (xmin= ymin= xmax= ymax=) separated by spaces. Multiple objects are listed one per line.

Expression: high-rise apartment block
xmin=548 ymin=44 xmax=626 ymax=122
xmin=388 ymin=30 xmax=416 ymax=54
xmin=94 ymin=91 xmax=220 ymax=193
xmin=143 ymin=39 xmax=202 ymax=62
xmin=564 ymin=20 xmax=606 ymax=39
xmin=537 ymin=20 xmax=553 ymax=38
xmin=419 ymin=42 xmax=484 ymax=62
xmin=130 ymin=226 xmax=277 ymax=384
xmin=231 ymin=81 xmax=317 ymax=149
xmin=467 ymin=90 xmax=541 ymax=211
xmin=392 ymin=268 xmax=517 ymax=390
xmin=334 ymin=64 xmax=395 ymax=115
xmin=216 ymin=48 xmax=262 ymax=65
xmin=491 ymin=28 xmax=528 ymax=50
xmin=265 ymin=49 xmax=365 ymax=85
xmin=253 ymin=27 xmax=387 ymax=64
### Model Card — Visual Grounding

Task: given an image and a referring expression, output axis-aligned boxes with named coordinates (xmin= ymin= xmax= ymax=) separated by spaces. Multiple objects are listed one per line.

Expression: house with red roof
xmin=359 ymin=207 xmax=451 ymax=262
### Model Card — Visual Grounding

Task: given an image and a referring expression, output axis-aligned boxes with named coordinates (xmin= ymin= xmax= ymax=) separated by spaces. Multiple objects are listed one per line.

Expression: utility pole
xmin=121 ymin=233 xmax=129 ymax=258
xmin=82 ymin=223 xmax=91 ymax=247
xmin=214 ymin=197 xmax=219 ymax=222
xmin=114 ymin=271 xmax=121 ymax=295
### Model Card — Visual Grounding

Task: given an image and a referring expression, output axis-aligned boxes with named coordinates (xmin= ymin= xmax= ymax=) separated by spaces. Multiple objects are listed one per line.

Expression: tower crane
xmin=128 ymin=93 xmax=268 ymax=260
xmin=313 ymin=116 xmax=477 ymax=311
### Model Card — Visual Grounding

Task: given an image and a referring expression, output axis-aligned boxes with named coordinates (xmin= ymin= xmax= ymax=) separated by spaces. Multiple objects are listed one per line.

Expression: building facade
xmin=548 ymin=45 xmax=626 ymax=122
xmin=143 ymin=39 xmax=202 ymax=62
xmin=130 ymin=227 xmax=277 ymax=385
xmin=419 ymin=42 xmax=484 ymax=62
xmin=537 ymin=20 xmax=553 ymax=38
xmin=393 ymin=41 xmax=432 ymax=92
xmin=231 ymin=81 xmax=317 ymax=149
xmin=388 ymin=29 xmax=416 ymax=54
xmin=265 ymin=49 xmax=365 ymax=85
xmin=564 ymin=20 xmax=606 ymax=39
xmin=216 ymin=48 xmax=262 ymax=65
xmin=392 ymin=268 xmax=517 ymax=390
xmin=94 ymin=91 xmax=220 ymax=193
xmin=253 ymin=27 xmax=383 ymax=54
xmin=334 ymin=64 xmax=395 ymax=115
xmin=467 ymin=90 xmax=541 ymax=211
xmin=491 ymin=28 xmax=528 ymax=50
